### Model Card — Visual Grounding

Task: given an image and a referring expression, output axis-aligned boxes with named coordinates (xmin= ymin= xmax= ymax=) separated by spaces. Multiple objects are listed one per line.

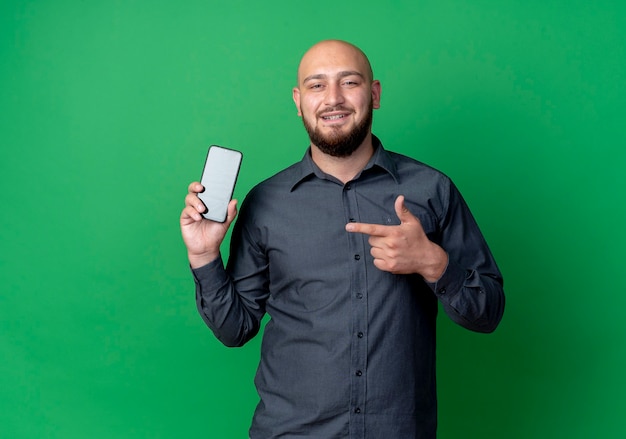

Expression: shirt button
xmin=346 ymin=184 xmax=352 ymax=190
xmin=356 ymin=293 xmax=363 ymax=299
xmin=438 ymin=287 xmax=446 ymax=295
xmin=349 ymin=218 xmax=356 ymax=222
xmin=354 ymin=254 xmax=360 ymax=261
xmin=354 ymin=407 xmax=361 ymax=414
xmin=356 ymin=370 xmax=362 ymax=377
xmin=357 ymin=332 xmax=364 ymax=338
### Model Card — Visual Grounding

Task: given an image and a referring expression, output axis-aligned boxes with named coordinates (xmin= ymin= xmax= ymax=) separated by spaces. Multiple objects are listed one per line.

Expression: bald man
xmin=181 ymin=40 xmax=504 ymax=439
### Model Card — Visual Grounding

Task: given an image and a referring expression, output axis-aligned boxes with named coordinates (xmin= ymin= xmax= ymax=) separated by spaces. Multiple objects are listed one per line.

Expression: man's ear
xmin=292 ymin=87 xmax=302 ymax=116
xmin=371 ymin=80 xmax=381 ymax=109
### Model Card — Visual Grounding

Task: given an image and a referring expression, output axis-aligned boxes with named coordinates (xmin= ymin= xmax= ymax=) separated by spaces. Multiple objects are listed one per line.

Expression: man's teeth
xmin=323 ymin=114 xmax=345 ymax=120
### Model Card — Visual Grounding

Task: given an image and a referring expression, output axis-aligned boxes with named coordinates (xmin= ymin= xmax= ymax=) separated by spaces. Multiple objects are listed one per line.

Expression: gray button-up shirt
xmin=193 ymin=138 xmax=505 ymax=438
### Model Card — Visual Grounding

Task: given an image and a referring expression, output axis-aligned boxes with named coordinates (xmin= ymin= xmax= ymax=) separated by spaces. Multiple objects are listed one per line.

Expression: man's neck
xmin=310 ymin=136 xmax=375 ymax=184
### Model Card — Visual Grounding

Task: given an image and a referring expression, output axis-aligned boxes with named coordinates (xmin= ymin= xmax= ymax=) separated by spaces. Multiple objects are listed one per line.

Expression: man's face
xmin=293 ymin=41 xmax=381 ymax=157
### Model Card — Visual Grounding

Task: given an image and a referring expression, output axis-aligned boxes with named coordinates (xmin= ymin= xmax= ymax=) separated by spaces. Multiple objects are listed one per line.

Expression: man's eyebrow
xmin=302 ymin=71 xmax=365 ymax=84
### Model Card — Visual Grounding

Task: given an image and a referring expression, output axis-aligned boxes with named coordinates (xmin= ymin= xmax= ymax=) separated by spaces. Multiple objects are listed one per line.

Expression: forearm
xmin=427 ymin=258 xmax=505 ymax=333
xmin=192 ymin=257 xmax=264 ymax=347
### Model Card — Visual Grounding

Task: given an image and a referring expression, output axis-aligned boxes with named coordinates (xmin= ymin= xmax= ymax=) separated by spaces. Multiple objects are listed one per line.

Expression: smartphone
xmin=198 ymin=145 xmax=243 ymax=223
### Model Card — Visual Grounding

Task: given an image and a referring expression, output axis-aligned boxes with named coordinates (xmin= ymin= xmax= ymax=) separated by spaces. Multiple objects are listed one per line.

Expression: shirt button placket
xmin=343 ymin=181 xmax=366 ymax=437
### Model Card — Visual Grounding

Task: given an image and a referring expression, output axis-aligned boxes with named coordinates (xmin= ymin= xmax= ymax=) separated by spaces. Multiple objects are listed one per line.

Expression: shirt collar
xmin=289 ymin=135 xmax=400 ymax=191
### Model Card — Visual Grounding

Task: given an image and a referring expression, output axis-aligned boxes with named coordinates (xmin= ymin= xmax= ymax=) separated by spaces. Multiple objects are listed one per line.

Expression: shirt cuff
xmin=191 ymin=255 xmax=227 ymax=287
xmin=425 ymin=257 xmax=466 ymax=298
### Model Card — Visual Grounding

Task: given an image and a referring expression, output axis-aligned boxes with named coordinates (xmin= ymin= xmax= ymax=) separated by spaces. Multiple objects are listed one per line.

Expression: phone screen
xmin=198 ymin=145 xmax=243 ymax=222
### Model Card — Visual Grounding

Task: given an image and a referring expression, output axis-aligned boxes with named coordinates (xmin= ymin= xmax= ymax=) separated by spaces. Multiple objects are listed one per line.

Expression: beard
xmin=301 ymin=101 xmax=373 ymax=158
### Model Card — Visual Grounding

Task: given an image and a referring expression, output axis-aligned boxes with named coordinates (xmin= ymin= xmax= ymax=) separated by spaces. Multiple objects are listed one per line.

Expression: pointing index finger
xmin=345 ymin=221 xmax=389 ymax=236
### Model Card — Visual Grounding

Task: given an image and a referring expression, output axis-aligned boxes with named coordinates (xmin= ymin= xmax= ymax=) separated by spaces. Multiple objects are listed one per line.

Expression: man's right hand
xmin=180 ymin=182 xmax=239 ymax=268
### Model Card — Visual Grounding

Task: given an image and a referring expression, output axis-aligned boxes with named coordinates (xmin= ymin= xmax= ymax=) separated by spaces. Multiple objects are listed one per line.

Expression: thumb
xmin=224 ymin=199 xmax=239 ymax=227
xmin=394 ymin=195 xmax=415 ymax=224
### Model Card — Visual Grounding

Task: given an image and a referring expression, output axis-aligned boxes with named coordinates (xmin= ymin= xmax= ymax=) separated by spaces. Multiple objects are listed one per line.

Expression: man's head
xmin=293 ymin=40 xmax=381 ymax=158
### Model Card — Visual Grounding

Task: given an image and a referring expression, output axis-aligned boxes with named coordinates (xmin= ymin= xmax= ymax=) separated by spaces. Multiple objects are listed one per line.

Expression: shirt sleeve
xmin=426 ymin=181 xmax=505 ymax=333
xmin=192 ymin=191 xmax=271 ymax=347
xmin=192 ymin=251 xmax=267 ymax=347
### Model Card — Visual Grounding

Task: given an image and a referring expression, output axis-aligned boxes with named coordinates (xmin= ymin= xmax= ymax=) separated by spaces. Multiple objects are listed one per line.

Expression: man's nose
xmin=324 ymin=83 xmax=345 ymax=107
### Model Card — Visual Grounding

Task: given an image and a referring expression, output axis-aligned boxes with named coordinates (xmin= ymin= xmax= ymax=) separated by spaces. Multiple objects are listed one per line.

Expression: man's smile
xmin=319 ymin=110 xmax=353 ymax=125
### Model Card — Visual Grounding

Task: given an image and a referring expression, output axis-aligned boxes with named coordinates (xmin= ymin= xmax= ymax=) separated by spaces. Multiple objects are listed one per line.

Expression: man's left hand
xmin=345 ymin=195 xmax=448 ymax=282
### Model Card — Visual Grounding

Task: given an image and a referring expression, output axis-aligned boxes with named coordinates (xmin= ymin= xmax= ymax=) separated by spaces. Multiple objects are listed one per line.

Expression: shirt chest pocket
xmin=380 ymin=209 xmax=439 ymax=240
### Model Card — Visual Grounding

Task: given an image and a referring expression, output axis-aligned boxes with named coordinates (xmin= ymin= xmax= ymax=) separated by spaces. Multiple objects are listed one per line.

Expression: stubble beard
xmin=302 ymin=102 xmax=374 ymax=158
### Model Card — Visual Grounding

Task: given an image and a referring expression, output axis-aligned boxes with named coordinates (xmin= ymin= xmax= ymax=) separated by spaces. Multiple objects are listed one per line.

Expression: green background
xmin=2 ymin=0 xmax=625 ymax=437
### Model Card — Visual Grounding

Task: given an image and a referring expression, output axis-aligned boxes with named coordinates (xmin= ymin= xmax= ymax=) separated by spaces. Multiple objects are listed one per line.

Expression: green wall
xmin=2 ymin=1 xmax=625 ymax=437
